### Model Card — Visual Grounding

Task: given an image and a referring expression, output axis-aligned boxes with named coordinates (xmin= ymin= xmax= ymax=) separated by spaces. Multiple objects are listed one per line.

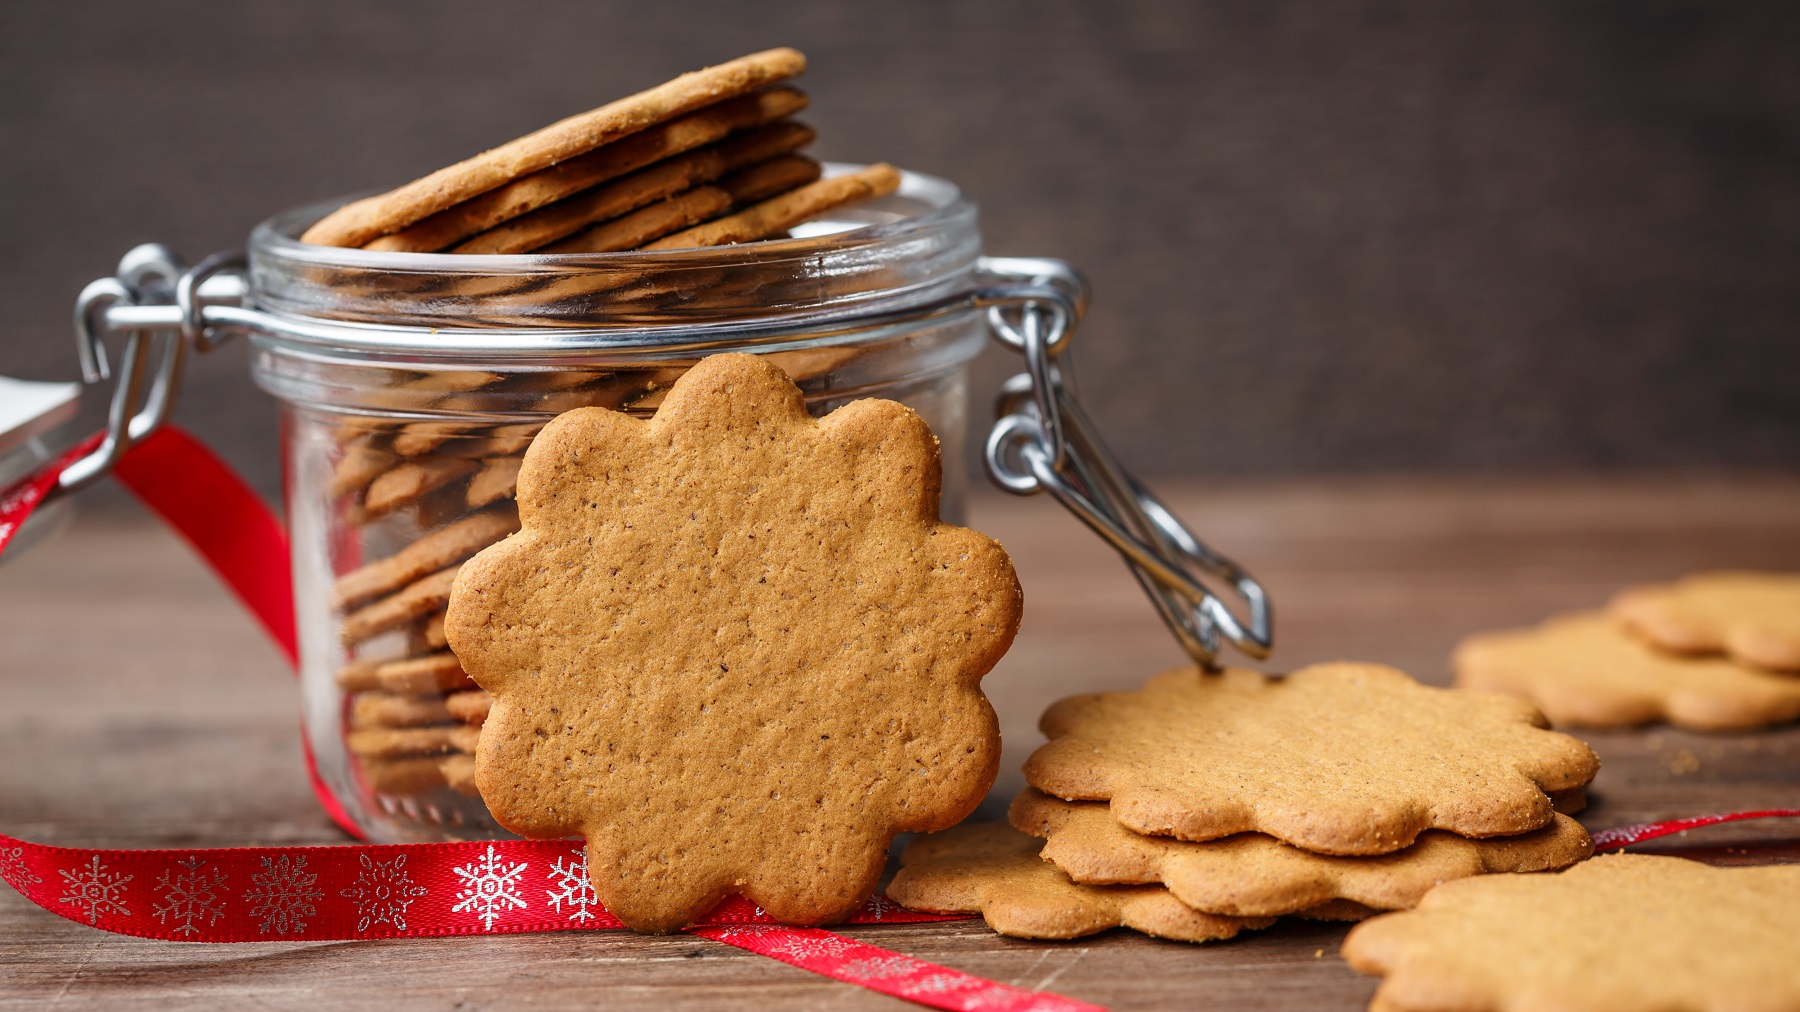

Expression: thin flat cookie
xmin=372 ymin=87 xmax=808 ymax=254
xmin=1023 ymin=664 xmax=1598 ymax=856
xmin=1342 ymin=854 xmax=1800 ymax=1012
xmin=888 ymin=822 xmax=1275 ymax=942
xmin=301 ymin=48 xmax=806 ymax=247
xmin=1009 ymin=788 xmax=1592 ymax=917
xmin=444 ymin=353 xmax=1019 ymax=933
xmin=1610 ymin=571 xmax=1800 ymax=672
xmin=643 ymin=163 xmax=899 ymax=250
xmin=1455 ymin=611 xmax=1800 ymax=731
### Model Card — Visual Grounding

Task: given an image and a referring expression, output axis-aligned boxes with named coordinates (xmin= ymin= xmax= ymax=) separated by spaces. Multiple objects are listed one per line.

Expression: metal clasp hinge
xmin=976 ymin=256 xmax=1273 ymax=667
xmin=55 ymin=245 xmax=247 ymax=496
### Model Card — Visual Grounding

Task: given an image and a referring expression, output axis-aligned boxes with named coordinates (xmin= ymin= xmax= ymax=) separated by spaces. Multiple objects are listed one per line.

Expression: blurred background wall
xmin=3 ymin=1 xmax=1796 ymax=499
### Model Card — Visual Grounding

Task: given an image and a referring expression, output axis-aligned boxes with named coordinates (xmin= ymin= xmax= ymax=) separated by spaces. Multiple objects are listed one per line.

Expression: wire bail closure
xmin=978 ymin=257 xmax=1273 ymax=667
xmin=58 ymin=244 xmax=246 ymax=496
xmin=62 ymin=244 xmax=1271 ymax=665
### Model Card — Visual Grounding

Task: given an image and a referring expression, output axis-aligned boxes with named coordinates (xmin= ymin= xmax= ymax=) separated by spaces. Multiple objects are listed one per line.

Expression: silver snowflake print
xmin=760 ymin=930 xmax=860 ymax=962
xmin=545 ymin=849 xmax=599 ymax=923
xmin=153 ymin=856 xmax=229 ymax=937
xmin=0 ymin=845 xmax=42 ymax=896
xmin=856 ymin=893 xmax=905 ymax=922
xmin=340 ymin=853 xmax=428 ymax=933
xmin=58 ymin=855 xmax=133 ymax=924
xmin=451 ymin=844 xmax=528 ymax=931
xmin=244 ymin=854 xmax=324 ymax=936
xmin=836 ymin=955 xmax=922 ymax=981
xmin=902 ymin=971 xmax=982 ymax=997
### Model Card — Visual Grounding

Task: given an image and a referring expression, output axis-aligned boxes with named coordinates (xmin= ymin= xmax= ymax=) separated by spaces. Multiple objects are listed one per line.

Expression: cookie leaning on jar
xmin=306 ymin=49 xmax=903 ymax=816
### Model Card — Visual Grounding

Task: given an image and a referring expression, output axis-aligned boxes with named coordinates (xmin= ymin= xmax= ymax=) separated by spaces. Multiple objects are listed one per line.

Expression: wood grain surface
xmin=3 ymin=474 xmax=1799 ymax=1010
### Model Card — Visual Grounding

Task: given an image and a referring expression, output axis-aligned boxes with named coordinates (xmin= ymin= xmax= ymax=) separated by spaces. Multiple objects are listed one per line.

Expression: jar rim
xmin=252 ymin=163 xmax=971 ymax=275
xmin=244 ymin=164 xmax=984 ymax=355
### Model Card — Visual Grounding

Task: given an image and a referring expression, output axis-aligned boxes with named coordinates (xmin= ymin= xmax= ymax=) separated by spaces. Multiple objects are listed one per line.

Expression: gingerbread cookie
xmin=331 ymin=507 xmax=517 ymax=610
xmin=888 ymin=822 xmax=1275 ymax=942
xmin=1024 ymin=664 xmax=1598 ymax=856
xmin=1455 ymin=612 xmax=1800 ymax=731
xmin=301 ymin=48 xmax=807 ymax=247
xmin=453 ymin=121 xmax=816 ymax=255
xmin=444 ymin=352 xmax=1020 ymax=933
xmin=1610 ymin=571 xmax=1800 ymax=672
xmin=643 ymin=163 xmax=900 ymax=250
xmin=370 ymin=87 xmax=809 ymax=254
xmin=1342 ymin=854 xmax=1800 ymax=1012
xmin=1009 ymin=789 xmax=1592 ymax=917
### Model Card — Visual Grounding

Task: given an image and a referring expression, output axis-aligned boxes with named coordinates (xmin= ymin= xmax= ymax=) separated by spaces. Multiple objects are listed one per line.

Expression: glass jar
xmin=247 ymin=165 xmax=990 ymax=842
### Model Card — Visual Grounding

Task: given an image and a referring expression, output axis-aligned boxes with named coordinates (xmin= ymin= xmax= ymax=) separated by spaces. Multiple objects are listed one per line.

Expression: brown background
xmin=2 ymin=1 xmax=1797 ymax=498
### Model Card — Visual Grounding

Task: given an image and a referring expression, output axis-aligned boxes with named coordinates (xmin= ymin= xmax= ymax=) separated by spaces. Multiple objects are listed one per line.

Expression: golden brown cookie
xmin=718 ymin=154 xmax=823 ymax=206
xmin=1008 ymin=788 xmax=1593 ymax=917
xmin=340 ymin=567 xmax=463 ymax=645
xmin=466 ymin=458 xmax=523 ymax=509
xmin=452 ymin=120 xmax=816 ymax=255
xmin=1610 ymin=571 xmax=1800 ymax=672
xmin=888 ymin=823 xmax=1276 ymax=942
xmin=444 ymin=689 xmax=492 ymax=723
xmin=535 ymin=186 xmax=733 ymax=254
xmin=350 ymin=692 xmax=456 ymax=729
xmin=329 ymin=440 xmax=395 ymax=498
xmin=369 ymin=88 xmax=809 ymax=254
xmin=331 ymin=507 xmax=519 ymax=610
xmin=1342 ymin=854 xmax=1800 ymax=1012
xmin=1455 ymin=611 xmax=1800 ymax=731
xmin=345 ymin=725 xmax=463 ymax=759
xmin=360 ymin=459 xmax=478 ymax=522
xmin=361 ymin=756 xmax=448 ymax=795
xmin=301 ymin=48 xmax=807 ymax=247
xmin=445 ymin=352 xmax=1019 ymax=933
xmin=643 ymin=163 xmax=900 ymax=250
xmin=1024 ymin=664 xmax=1598 ymax=856
xmin=439 ymin=754 xmax=480 ymax=797
xmin=336 ymin=652 xmax=474 ymax=694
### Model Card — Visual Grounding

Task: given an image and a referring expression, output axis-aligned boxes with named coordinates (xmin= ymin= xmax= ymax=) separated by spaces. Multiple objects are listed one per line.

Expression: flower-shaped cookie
xmin=888 ymin=822 xmax=1279 ymax=942
xmin=1343 ymin=855 xmax=1800 ymax=1012
xmin=1024 ymin=664 xmax=1598 ymax=856
xmin=1610 ymin=571 xmax=1800 ymax=672
xmin=1009 ymin=788 xmax=1592 ymax=917
xmin=445 ymin=353 xmax=1020 ymax=932
xmin=1456 ymin=612 xmax=1800 ymax=731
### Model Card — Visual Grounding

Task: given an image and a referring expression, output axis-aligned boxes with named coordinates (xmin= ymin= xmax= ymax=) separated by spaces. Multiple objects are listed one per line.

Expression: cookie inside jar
xmin=257 ymin=182 xmax=986 ymax=841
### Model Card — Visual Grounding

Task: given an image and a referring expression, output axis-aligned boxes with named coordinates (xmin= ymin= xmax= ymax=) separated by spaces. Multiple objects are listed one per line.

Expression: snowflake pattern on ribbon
xmin=153 ymin=856 xmax=229 ymax=937
xmin=452 ymin=844 xmax=528 ymax=931
xmin=834 ymin=955 xmax=921 ymax=981
xmin=856 ymin=893 xmax=904 ymax=922
xmin=244 ymin=854 xmax=324 ymax=936
xmin=0 ymin=845 xmax=42 ymax=898
xmin=340 ymin=853 xmax=428 ymax=933
xmin=545 ymin=849 xmax=599 ymax=923
xmin=58 ymin=855 xmax=132 ymax=924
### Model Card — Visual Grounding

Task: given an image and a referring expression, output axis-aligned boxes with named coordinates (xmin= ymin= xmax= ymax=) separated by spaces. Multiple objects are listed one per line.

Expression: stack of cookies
xmin=889 ymin=663 xmax=1599 ymax=943
xmin=301 ymin=48 xmax=895 ymax=256
xmin=1456 ymin=571 xmax=1800 ymax=731
xmin=311 ymin=49 xmax=907 ymax=814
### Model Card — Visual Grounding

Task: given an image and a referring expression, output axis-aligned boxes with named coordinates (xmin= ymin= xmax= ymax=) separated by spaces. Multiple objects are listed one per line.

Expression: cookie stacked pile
xmin=302 ymin=48 xmax=894 ymax=255
xmin=889 ymin=663 xmax=1600 ymax=942
xmin=1456 ymin=572 xmax=1800 ymax=731
xmin=307 ymin=50 xmax=907 ymax=810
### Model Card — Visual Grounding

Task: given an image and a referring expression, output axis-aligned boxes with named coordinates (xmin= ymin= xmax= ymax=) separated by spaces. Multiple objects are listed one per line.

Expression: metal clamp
xmin=58 ymin=243 xmax=1270 ymax=664
xmin=978 ymin=257 xmax=1273 ymax=667
xmin=55 ymin=245 xmax=246 ymax=495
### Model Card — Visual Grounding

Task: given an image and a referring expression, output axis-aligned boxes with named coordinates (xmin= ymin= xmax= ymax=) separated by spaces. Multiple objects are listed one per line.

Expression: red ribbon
xmin=4 ymin=426 xmax=1796 ymax=1012
xmin=0 ymin=426 xmax=1102 ymax=1012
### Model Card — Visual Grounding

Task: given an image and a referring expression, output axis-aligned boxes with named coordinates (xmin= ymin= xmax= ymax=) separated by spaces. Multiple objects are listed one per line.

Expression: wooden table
xmin=4 ymin=475 xmax=1800 ymax=1010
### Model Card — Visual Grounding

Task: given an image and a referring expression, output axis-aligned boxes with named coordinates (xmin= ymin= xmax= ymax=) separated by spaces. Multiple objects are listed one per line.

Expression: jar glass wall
xmin=246 ymin=166 xmax=988 ymax=842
